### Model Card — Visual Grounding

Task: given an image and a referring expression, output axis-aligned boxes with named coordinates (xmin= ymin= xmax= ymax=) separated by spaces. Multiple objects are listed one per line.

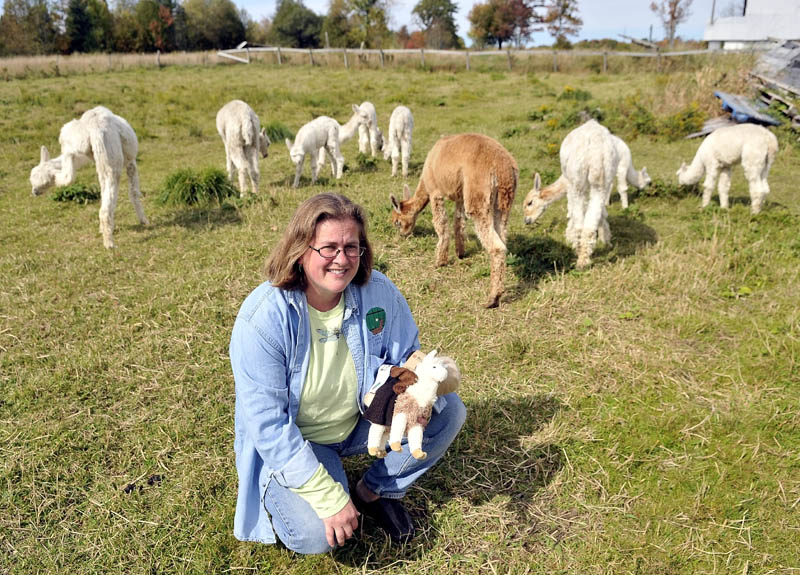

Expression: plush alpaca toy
xmin=364 ymin=350 xmax=460 ymax=460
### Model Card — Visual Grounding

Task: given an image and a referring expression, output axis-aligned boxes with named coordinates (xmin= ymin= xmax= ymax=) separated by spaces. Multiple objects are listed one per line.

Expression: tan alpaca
xmin=390 ymin=133 xmax=518 ymax=308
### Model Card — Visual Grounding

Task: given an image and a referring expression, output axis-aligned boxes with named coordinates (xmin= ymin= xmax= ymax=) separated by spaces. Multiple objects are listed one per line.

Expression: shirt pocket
xmin=367 ymin=330 xmax=384 ymax=358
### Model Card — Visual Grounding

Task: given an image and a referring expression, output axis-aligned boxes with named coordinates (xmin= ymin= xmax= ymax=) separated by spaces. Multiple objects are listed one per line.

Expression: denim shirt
xmin=229 ymin=270 xmax=423 ymax=544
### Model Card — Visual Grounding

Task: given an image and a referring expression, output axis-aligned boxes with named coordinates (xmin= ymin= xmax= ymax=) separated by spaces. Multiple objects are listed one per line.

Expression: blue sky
xmin=238 ymin=0 xmax=718 ymax=45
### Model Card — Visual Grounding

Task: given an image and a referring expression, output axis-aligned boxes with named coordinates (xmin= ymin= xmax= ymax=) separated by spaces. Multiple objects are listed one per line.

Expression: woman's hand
xmin=322 ymin=499 xmax=360 ymax=547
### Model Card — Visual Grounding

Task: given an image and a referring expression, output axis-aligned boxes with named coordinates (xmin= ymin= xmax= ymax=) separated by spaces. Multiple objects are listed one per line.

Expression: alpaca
xmin=316 ymin=104 xmax=371 ymax=170
xmin=608 ymin=135 xmax=650 ymax=209
xmin=215 ymin=100 xmax=270 ymax=197
xmin=676 ymin=123 xmax=778 ymax=214
xmin=285 ymin=116 xmax=344 ymax=188
xmin=523 ymin=119 xmax=618 ymax=270
xmin=383 ymin=106 xmax=414 ymax=178
xmin=522 ymin=133 xmax=648 ymax=224
xmin=357 ymin=101 xmax=383 ymax=157
xmin=391 ymin=133 xmax=517 ymax=308
xmin=30 ymin=106 xmax=148 ymax=249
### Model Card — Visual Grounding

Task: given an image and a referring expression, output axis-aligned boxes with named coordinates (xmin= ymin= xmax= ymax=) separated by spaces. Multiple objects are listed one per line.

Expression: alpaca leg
xmin=472 ymin=215 xmax=507 ymax=308
xmin=330 ymin=141 xmax=344 ymax=179
xmin=401 ymin=145 xmax=410 ymax=178
xmin=746 ymin=163 xmax=770 ymax=215
xmin=453 ymin=201 xmax=466 ymax=258
xmin=576 ymin=190 xmax=605 ymax=270
xmin=407 ymin=425 xmax=427 ymax=460
xmin=98 ymin=177 xmax=119 ymax=249
xmin=717 ymin=167 xmax=731 ymax=210
xmin=358 ymin=125 xmax=369 ymax=155
xmin=310 ymin=153 xmax=320 ymax=184
xmin=391 ymin=149 xmax=400 ymax=177
xmin=370 ymin=128 xmax=379 ymax=157
xmin=431 ymin=195 xmax=450 ymax=267
xmin=236 ymin=159 xmax=249 ymax=197
xmin=247 ymin=148 xmax=260 ymax=195
xmin=618 ymin=181 xmax=629 ymax=210
xmin=126 ymin=161 xmax=148 ymax=225
xmin=293 ymin=155 xmax=304 ymax=188
xmin=389 ymin=412 xmax=407 ymax=452
xmin=597 ymin=204 xmax=612 ymax=246
xmin=367 ymin=424 xmax=388 ymax=458
xmin=317 ymin=147 xmax=330 ymax=177
xmin=566 ymin=191 xmax=584 ymax=249
xmin=702 ymin=166 xmax=718 ymax=208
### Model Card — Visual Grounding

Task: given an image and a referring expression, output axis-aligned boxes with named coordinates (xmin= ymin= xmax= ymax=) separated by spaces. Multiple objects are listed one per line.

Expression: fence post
xmin=552 ymin=50 xmax=557 ymax=72
xmin=108 ymin=53 xmax=112 ymax=71
xmin=507 ymin=49 xmax=512 ymax=70
xmin=656 ymin=48 xmax=661 ymax=72
xmin=277 ymin=47 xmax=282 ymax=65
xmin=246 ymin=47 xmax=250 ymax=63
xmin=344 ymin=48 xmax=348 ymax=69
xmin=55 ymin=53 xmax=60 ymax=76
xmin=603 ymin=51 xmax=607 ymax=73
xmin=420 ymin=48 xmax=425 ymax=68
xmin=156 ymin=50 xmax=161 ymax=68
xmin=466 ymin=50 xmax=470 ymax=71
xmin=380 ymin=49 xmax=384 ymax=68
xmin=309 ymin=48 xmax=314 ymax=66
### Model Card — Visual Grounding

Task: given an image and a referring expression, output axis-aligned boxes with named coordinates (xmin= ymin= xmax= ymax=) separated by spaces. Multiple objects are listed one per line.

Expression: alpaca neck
xmin=404 ymin=181 xmax=430 ymax=215
xmin=682 ymin=155 xmax=706 ymax=185
xmin=339 ymin=115 xmax=361 ymax=143
xmin=541 ymin=175 xmax=568 ymax=204
xmin=626 ymin=165 xmax=644 ymax=188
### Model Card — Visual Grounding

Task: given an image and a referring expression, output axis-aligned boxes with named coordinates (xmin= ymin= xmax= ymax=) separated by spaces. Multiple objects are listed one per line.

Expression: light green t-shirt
xmin=290 ymin=295 xmax=360 ymax=518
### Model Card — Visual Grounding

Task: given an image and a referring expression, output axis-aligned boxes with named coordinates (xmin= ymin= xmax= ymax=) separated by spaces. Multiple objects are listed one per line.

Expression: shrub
xmin=263 ymin=121 xmax=294 ymax=144
xmin=158 ymin=167 xmax=238 ymax=206
xmin=661 ymin=102 xmax=706 ymax=140
xmin=618 ymin=93 xmax=659 ymax=136
xmin=558 ymin=86 xmax=592 ymax=101
xmin=639 ymin=177 xmax=698 ymax=198
xmin=51 ymin=183 xmax=101 ymax=204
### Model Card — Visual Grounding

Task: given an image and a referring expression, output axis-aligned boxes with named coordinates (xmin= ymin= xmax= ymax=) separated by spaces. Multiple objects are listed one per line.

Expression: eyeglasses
xmin=308 ymin=245 xmax=365 ymax=259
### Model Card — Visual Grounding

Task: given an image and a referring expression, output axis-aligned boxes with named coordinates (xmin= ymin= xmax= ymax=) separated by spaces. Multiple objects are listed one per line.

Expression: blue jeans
xmin=263 ymin=393 xmax=466 ymax=554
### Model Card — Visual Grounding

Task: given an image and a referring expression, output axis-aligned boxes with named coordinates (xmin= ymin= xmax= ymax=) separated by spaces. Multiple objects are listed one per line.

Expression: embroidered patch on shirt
xmin=366 ymin=307 xmax=386 ymax=335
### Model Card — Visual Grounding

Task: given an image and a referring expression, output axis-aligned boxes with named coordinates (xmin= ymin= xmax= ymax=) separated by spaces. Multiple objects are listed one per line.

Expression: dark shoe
xmin=352 ymin=491 xmax=415 ymax=543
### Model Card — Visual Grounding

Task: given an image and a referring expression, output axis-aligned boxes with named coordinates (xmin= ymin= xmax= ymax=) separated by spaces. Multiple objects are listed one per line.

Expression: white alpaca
xmin=30 ymin=106 xmax=148 ymax=249
xmin=523 ymin=120 xmax=618 ymax=270
xmin=523 ymin=133 xmax=648 ymax=223
xmin=215 ymin=100 xmax=270 ymax=197
xmin=608 ymin=135 xmax=650 ymax=209
xmin=285 ymin=116 xmax=344 ymax=188
xmin=316 ymin=104 xmax=371 ymax=170
xmin=676 ymin=123 xmax=778 ymax=215
xmin=357 ymin=101 xmax=383 ymax=157
xmin=382 ymin=106 xmax=414 ymax=178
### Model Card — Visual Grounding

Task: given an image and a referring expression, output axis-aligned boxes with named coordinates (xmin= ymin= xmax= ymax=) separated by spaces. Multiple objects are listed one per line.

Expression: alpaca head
xmin=523 ymin=173 xmax=548 ymax=225
xmin=676 ymin=161 xmax=690 ymax=185
xmin=30 ymin=146 xmax=57 ymax=196
xmin=258 ymin=128 xmax=271 ymax=158
xmin=351 ymin=104 xmax=370 ymax=127
xmin=389 ymin=184 xmax=417 ymax=237
xmin=415 ymin=350 xmax=448 ymax=386
xmin=285 ymin=138 xmax=302 ymax=165
xmin=639 ymin=166 xmax=651 ymax=189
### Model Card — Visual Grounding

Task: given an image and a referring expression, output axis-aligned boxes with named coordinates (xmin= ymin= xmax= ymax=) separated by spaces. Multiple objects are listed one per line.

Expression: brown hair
xmin=265 ymin=193 xmax=374 ymax=290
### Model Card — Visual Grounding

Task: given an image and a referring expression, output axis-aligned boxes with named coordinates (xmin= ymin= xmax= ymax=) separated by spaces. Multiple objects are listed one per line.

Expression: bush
xmin=158 ymin=167 xmax=239 ymax=206
xmin=618 ymin=93 xmax=659 ymax=137
xmin=661 ymin=102 xmax=706 ymax=140
xmin=264 ymin=121 xmax=294 ymax=144
xmin=639 ymin=177 xmax=698 ymax=198
xmin=51 ymin=183 xmax=101 ymax=204
xmin=558 ymin=86 xmax=592 ymax=101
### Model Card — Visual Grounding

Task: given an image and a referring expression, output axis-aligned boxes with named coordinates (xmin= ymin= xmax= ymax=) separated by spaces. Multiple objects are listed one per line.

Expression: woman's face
xmin=301 ymin=217 xmax=361 ymax=311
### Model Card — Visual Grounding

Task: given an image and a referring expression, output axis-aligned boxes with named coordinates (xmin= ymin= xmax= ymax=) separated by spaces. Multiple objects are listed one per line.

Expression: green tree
xmin=66 ymin=0 xmax=112 ymax=53
xmin=412 ymin=0 xmax=460 ymax=49
xmin=346 ymin=0 xmax=391 ymax=48
xmin=0 ymin=0 xmax=59 ymax=55
xmin=183 ymin=0 xmax=244 ymax=50
xmin=543 ymin=0 xmax=581 ymax=48
xmin=321 ymin=0 xmax=352 ymax=47
xmin=468 ymin=0 xmax=514 ymax=49
xmin=134 ymin=0 xmax=176 ymax=51
xmin=269 ymin=0 xmax=322 ymax=48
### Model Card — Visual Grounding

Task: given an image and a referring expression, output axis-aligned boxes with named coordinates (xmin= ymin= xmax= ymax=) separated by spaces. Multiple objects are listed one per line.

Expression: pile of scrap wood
xmin=750 ymin=40 xmax=800 ymax=130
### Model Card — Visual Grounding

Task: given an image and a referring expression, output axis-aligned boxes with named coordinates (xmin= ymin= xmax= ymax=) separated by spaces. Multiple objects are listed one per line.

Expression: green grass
xmin=1 ymin=60 xmax=799 ymax=574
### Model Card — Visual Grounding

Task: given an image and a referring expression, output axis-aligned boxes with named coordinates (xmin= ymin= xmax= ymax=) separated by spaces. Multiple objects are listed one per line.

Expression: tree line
xmin=1 ymin=0 xmax=695 ymax=57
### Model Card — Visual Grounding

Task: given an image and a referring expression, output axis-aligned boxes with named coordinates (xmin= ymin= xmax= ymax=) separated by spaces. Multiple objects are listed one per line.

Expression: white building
xmin=704 ymin=0 xmax=800 ymax=49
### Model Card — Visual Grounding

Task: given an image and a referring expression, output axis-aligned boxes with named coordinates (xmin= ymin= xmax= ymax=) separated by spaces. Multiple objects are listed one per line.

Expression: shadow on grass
xmin=601 ymin=214 xmax=658 ymax=262
xmin=161 ymin=203 xmax=243 ymax=230
xmin=334 ymin=394 xmax=563 ymax=566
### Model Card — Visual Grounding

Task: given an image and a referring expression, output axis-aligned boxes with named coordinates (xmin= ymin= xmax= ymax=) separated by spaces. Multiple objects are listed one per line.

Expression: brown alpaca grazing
xmin=390 ymin=133 xmax=518 ymax=308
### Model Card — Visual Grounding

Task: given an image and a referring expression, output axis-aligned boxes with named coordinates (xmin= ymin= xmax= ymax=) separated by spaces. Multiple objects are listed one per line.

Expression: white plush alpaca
xmin=367 ymin=350 xmax=448 ymax=460
xmin=357 ymin=101 xmax=383 ymax=157
xmin=676 ymin=123 xmax=778 ymax=215
xmin=608 ymin=135 xmax=650 ymax=209
xmin=382 ymin=106 xmax=414 ymax=178
xmin=285 ymin=116 xmax=344 ymax=188
xmin=316 ymin=104 xmax=371 ymax=171
xmin=524 ymin=120 xmax=618 ymax=270
xmin=215 ymin=100 xmax=270 ymax=197
xmin=30 ymin=106 xmax=148 ymax=249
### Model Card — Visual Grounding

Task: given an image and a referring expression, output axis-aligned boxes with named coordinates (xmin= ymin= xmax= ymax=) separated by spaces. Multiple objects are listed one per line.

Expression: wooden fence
xmin=217 ymin=45 xmax=753 ymax=73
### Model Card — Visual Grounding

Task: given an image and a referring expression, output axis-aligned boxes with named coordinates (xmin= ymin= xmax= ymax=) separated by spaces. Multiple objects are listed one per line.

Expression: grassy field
xmin=1 ymin=57 xmax=798 ymax=574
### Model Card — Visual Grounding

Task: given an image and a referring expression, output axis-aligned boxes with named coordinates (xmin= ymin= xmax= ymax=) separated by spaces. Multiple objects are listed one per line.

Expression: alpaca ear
xmin=533 ymin=172 xmax=541 ymax=192
xmin=403 ymin=184 xmax=411 ymax=200
xmin=423 ymin=350 xmax=438 ymax=363
xmin=40 ymin=146 xmax=50 ymax=164
xmin=352 ymin=104 xmax=360 ymax=114
xmin=262 ymin=128 xmax=271 ymax=146
xmin=285 ymin=138 xmax=292 ymax=151
xmin=390 ymin=194 xmax=401 ymax=212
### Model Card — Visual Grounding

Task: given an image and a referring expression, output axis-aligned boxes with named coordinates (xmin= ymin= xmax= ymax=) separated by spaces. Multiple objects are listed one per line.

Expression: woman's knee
xmin=437 ymin=393 xmax=467 ymax=438
xmin=277 ymin=524 xmax=333 ymax=555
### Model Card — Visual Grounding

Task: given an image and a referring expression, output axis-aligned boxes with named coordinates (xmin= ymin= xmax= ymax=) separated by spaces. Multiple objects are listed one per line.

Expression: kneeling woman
xmin=230 ymin=193 xmax=466 ymax=553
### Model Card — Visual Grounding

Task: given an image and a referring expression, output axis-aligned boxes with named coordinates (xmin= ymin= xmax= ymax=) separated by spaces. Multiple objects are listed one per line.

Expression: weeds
xmin=158 ymin=167 xmax=238 ymax=206
xmin=50 ymin=182 xmax=101 ymax=203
